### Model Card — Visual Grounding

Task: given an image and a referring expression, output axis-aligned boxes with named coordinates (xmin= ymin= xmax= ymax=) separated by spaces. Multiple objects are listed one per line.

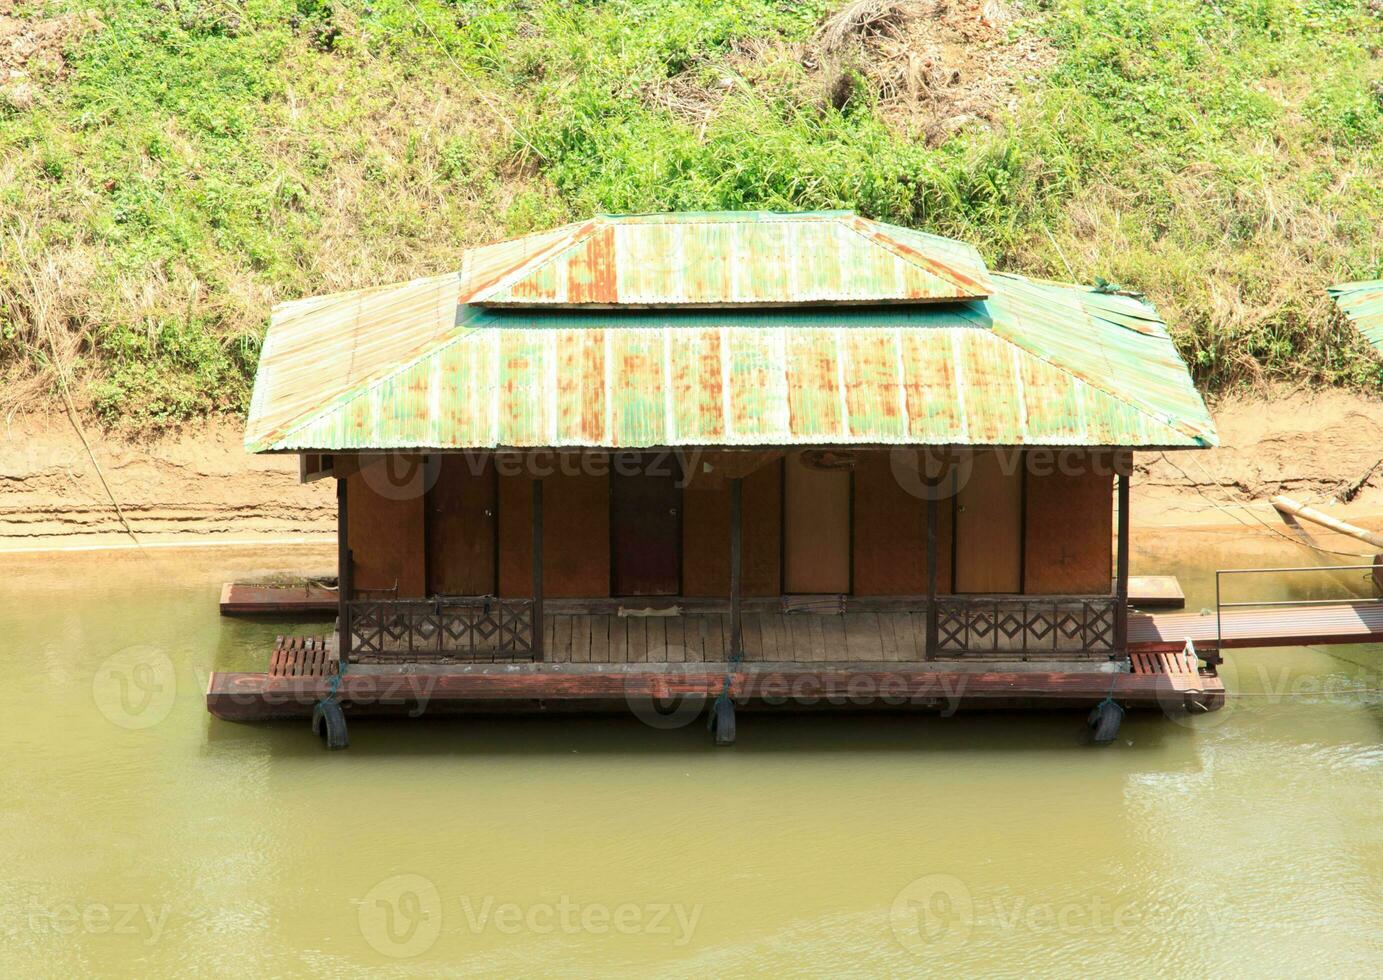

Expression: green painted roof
xmin=246 ymin=214 xmax=1215 ymax=453
xmin=466 ymin=210 xmax=993 ymax=307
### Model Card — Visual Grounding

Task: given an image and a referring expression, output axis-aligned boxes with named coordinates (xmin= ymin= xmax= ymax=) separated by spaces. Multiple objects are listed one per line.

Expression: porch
xmin=339 ymin=594 xmax=1123 ymax=665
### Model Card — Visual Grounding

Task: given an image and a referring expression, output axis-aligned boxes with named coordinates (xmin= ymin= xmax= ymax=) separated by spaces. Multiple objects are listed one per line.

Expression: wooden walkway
xmin=1128 ymin=601 xmax=1383 ymax=653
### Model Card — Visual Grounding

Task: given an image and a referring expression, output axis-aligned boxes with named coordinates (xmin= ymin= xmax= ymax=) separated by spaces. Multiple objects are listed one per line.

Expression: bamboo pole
xmin=1270 ymin=495 xmax=1383 ymax=550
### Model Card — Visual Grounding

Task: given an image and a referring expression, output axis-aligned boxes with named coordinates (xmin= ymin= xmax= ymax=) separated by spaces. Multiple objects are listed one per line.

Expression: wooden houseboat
xmin=207 ymin=211 xmax=1227 ymax=746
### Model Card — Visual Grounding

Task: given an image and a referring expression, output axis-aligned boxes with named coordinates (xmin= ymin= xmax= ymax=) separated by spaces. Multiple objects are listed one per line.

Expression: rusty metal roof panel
xmin=249 ymin=308 xmax=1212 ymax=452
xmin=467 ymin=211 xmax=992 ymax=307
xmin=245 ymin=214 xmax=1215 ymax=453
xmin=1329 ymin=280 xmax=1383 ymax=353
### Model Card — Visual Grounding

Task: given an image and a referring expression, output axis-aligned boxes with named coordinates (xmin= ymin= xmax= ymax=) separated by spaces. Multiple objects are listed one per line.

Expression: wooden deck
xmin=220 ymin=582 xmax=337 ymax=615
xmin=268 ymin=635 xmax=339 ymax=679
xmin=207 ymin=656 xmax=1223 ymax=722
xmin=1128 ymin=600 xmax=1383 ymax=652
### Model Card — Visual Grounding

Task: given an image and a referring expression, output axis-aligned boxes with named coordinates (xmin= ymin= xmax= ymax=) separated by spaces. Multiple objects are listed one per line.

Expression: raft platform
xmin=1128 ymin=575 xmax=1185 ymax=608
xmin=209 ymin=596 xmax=1383 ymax=725
xmin=207 ymin=632 xmax=1225 ymax=723
xmin=220 ymin=581 xmax=337 ymax=615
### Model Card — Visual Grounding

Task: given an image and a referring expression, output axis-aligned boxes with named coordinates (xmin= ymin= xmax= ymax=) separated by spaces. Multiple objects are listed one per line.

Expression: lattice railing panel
xmin=933 ymin=596 xmax=1119 ymax=658
xmin=346 ymin=597 xmax=536 ymax=663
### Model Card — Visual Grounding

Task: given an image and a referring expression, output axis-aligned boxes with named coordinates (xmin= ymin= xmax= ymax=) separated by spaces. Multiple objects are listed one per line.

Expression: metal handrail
xmin=1215 ymin=563 xmax=1382 ymax=650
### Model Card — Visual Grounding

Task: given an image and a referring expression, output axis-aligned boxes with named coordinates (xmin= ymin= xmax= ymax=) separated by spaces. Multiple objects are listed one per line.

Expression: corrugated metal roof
xmin=245 ymin=219 xmax=1216 ymax=453
xmin=1329 ymin=280 xmax=1383 ymax=353
xmin=463 ymin=211 xmax=993 ymax=307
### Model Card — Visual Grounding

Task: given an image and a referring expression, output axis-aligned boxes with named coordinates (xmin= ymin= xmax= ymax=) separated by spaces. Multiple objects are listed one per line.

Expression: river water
xmin=1 ymin=535 xmax=1380 ymax=976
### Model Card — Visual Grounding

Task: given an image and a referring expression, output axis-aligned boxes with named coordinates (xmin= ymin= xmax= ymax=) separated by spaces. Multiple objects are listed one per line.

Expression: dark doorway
xmin=426 ymin=455 xmax=497 ymax=595
xmin=611 ymin=453 xmax=682 ymax=596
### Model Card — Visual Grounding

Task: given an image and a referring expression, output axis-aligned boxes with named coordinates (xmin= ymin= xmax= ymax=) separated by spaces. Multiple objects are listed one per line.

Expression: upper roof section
xmin=458 ymin=211 xmax=993 ymax=308
xmin=1329 ymin=280 xmax=1383 ymax=354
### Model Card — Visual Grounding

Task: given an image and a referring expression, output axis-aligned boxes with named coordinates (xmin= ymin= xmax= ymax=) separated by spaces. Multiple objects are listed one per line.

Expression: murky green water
xmin=1 ymin=537 xmax=1380 ymax=976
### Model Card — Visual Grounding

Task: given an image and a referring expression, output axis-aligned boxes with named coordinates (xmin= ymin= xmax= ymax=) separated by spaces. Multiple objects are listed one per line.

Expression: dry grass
xmin=645 ymin=0 xmax=1053 ymax=145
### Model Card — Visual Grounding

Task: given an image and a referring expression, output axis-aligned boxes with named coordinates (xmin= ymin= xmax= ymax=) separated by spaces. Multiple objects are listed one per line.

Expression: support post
xmin=925 ymin=491 xmax=938 ymax=659
xmin=730 ymin=477 xmax=743 ymax=659
xmin=532 ymin=477 xmax=544 ymax=661
xmin=1115 ymin=464 xmax=1130 ymax=654
xmin=336 ymin=475 xmax=351 ymax=663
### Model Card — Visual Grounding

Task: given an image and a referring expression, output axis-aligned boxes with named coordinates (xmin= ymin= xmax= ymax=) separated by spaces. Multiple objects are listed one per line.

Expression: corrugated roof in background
xmin=464 ymin=211 xmax=993 ymax=307
xmin=1329 ymin=280 xmax=1383 ymax=353
xmin=245 ymin=270 xmax=1216 ymax=453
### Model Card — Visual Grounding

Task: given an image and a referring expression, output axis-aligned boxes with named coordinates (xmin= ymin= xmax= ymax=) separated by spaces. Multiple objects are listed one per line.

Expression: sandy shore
xmin=1 ymin=387 xmax=1379 ymax=554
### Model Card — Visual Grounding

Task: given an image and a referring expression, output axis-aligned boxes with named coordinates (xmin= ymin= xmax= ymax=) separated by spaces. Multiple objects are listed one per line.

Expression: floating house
xmin=208 ymin=211 xmax=1228 ymax=746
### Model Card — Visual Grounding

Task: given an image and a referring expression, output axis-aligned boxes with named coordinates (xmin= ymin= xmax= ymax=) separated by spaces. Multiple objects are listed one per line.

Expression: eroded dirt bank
xmin=0 ymin=414 xmax=334 ymax=549
xmin=1 ymin=387 xmax=1379 ymax=552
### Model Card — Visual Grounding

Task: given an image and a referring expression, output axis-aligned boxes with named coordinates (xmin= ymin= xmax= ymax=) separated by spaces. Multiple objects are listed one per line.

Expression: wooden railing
xmin=339 ymin=594 xmax=1123 ymax=663
xmin=933 ymin=595 xmax=1120 ymax=658
xmin=345 ymin=597 xmax=538 ymax=663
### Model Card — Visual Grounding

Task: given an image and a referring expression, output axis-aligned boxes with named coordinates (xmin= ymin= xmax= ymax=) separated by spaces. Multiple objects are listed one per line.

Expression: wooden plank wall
xmin=345 ymin=450 xmax=1110 ymax=604
xmin=854 ymin=453 xmax=915 ymax=594
xmin=1024 ymin=456 xmax=1113 ymax=594
xmin=681 ymin=460 xmax=782 ymax=596
xmin=426 ymin=455 xmax=496 ymax=595
xmin=498 ymin=469 xmax=611 ymax=598
xmin=346 ymin=458 xmax=426 ymax=597
xmin=783 ymin=453 xmax=852 ymax=593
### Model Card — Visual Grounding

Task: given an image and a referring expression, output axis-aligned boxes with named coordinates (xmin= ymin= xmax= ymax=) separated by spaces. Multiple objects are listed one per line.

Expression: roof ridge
xmin=981 ymin=292 xmax=1216 ymax=445
xmin=595 ymin=210 xmax=850 ymax=223
xmin=836 ymin=213 xmax=994 ymax=298
xmin=984 ymin=326 xmax=1208 ymax=445
xmin=462 ymin=219 xmax=603 ymax=304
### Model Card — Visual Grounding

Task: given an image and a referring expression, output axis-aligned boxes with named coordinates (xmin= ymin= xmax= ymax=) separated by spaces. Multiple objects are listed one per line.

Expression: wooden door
xmin=784 ymin=451 xmax=851 ymax=594
xmin=611 ymin=454 xmax=682 ymax=596
xmin=954 ymin=450 xmax=1022 ymax=593
xmin=426 ymin=455 xmax=497 ymax=595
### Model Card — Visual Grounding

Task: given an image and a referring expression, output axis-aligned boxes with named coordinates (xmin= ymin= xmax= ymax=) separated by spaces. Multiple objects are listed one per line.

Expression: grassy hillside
xmin=1 ymin=0 xmax=1379 ymax=429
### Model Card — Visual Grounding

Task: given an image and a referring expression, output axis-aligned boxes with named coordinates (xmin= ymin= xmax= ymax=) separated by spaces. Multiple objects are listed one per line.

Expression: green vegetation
xmin=1 ymin=0 xmax=1379 ymax=429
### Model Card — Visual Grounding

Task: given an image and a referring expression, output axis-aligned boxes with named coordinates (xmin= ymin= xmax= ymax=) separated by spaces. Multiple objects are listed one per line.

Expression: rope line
xmin=1155 ymin=452 xmax=1376 ymax=560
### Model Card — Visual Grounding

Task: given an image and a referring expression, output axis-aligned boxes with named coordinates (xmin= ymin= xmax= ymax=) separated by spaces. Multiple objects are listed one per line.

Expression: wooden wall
xmin=784 ymin=453 xmax=851 ymax=593
xmin=853 ymin=452 xmax=953 ymax=595
xmin=346 ymin=457 xmax=426 ymax=598
xmin=426 ymin=455 xmax=496 ymax=595
xmin=1023 ymin=457 xmax=1113 ymax=594
xmin=498 ymin=468 xmax=611 ymax=598
xmin=343 ymin=449 xmax=1111 ymax=602
xmin=681 ymin=461 xmax=782 ymax=597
